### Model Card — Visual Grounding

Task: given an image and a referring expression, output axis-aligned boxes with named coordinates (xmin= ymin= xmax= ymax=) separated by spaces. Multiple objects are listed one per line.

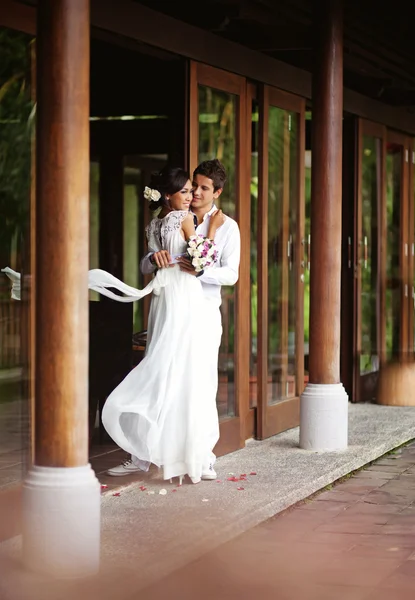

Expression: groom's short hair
xmin=193 ymin=159 xmax=227 ymax=191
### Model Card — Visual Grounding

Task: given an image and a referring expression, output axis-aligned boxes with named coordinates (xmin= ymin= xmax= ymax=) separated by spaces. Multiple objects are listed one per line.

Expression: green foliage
xmin=0 ymin=29 xmax=34 ymax=272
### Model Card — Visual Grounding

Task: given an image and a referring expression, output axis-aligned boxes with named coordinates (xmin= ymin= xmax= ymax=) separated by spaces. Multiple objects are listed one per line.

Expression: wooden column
xmin=309 ymin=0 xmax=344 ymax=384
xmin=35 ymin=0 xmax=90 ymax=467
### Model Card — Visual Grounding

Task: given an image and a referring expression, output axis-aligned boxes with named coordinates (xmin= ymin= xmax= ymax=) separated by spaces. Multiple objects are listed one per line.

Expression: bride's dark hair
xmin=147 ymin=166 xmax=190 ymax=210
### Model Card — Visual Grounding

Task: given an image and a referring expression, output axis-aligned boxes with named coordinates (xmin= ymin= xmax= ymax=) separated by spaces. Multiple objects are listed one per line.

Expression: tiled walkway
xmin=144 ymin=442 xmax=415 ymax=600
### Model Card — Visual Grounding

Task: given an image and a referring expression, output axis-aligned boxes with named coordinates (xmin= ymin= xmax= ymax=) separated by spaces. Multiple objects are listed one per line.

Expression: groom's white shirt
xmin=140 ymin=205 xmax=241 ymax=308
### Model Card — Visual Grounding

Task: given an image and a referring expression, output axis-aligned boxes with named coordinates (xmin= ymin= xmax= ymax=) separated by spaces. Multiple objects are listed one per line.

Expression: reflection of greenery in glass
xmin=267 ymin=107 xmax=297 ymax=403
xmin=198 ymin=85 xmax=236 ymax=417
xmin=360 ymin=136 xmax=380 ymax=374
xmin=0 ymin=28 xmax=33 ymax=472
xmin=386 ymin=145 xmax=402 ymax=360
xmin=0 ymin=29 xmax=33 ymax=281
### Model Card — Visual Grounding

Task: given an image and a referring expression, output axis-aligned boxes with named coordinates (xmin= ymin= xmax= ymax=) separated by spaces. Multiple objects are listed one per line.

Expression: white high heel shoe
xmin=170 ymin=475 xmax=185 ymax=486
xmin=169 ymin=475 xmax=200 ymax=485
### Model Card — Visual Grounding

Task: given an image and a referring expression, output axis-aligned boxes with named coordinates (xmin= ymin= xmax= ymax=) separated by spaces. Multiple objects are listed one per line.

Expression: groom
xmin=107 ymin=159 xmax=241 ymax=478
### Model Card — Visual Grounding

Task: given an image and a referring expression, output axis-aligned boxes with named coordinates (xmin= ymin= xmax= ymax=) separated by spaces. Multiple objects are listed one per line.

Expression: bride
xmin=2 ymin=166 xmax=225 ymax=485
xmin=97 ymin=167 xmax=225 ymax=485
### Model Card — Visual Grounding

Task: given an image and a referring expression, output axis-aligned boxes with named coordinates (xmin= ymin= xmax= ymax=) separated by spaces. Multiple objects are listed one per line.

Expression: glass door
xmin=385 ymin=131 xmax=410 ymax=362
xmin=354 ymin=120 xmax=385 ymax=401
xmin=189 ymin=62 xmax=250 ymax=455
xmin=256 ymin=86 xmax=305 ymax=440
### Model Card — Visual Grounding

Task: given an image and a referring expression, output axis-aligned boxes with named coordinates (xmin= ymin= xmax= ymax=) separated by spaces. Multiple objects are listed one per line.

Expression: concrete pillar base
xmin=22 ymin=464 xmax=100 ymax=578
xmin=300 ymin=383 xmax=348 ymax=451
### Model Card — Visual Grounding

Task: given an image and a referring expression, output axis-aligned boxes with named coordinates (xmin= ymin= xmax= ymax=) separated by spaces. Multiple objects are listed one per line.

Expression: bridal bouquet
xmin=186 ymin=235 xmax=218 ymax=273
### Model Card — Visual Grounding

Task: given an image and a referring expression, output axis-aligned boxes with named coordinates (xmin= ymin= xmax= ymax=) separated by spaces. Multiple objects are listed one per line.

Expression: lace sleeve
xmin=160 ymin=210 xmax=189 ymax=248
xmin=145 ymin=218 xmax=162 ymax=252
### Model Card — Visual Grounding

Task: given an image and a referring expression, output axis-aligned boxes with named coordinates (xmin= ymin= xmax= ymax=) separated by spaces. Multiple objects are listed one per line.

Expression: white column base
xmin=300 ymin=383 xmax=348 ymax=451
xmin=22 ymin=464 xmax=100 ymax=578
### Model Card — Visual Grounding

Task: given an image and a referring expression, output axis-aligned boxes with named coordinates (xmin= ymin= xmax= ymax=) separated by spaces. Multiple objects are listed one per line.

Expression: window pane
xmin=267 ymin=107 xmax=297 ymax=404
xmin=360 ymin=136 xmax=381 ymax=377
xmin=386 ymin=143 xmax=402 ymax=360
xmin=0 ymin=28 xmax=34 ymax=487
xmin=198 ymin=85 xmax=236 ymax=418
xmin=250 ymin=100 xmax=259 ymax=408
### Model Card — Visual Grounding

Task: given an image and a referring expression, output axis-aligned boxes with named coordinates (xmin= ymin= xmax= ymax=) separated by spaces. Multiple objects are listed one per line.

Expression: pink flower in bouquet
xmin=187 ymin=235 xmax=218 ymax=272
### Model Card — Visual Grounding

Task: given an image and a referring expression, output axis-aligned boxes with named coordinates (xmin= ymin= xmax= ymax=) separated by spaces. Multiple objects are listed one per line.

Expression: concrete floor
xmin=0 ymin=402 xmax=415 ymax=600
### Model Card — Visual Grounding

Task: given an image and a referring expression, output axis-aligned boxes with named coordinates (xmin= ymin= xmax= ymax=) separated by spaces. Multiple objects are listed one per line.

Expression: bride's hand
xmin=208 ymin=209 xmax=225 ymax=238
xmin=151 ymin=250 xmax=172 ymax=268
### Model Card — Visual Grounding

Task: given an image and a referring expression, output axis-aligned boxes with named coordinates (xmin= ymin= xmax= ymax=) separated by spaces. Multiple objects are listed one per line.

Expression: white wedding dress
xmin=98 ymin=210 xmax=220 ymax=482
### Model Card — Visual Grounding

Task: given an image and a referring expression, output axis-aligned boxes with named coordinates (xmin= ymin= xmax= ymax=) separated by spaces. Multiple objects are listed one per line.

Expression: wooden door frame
xmin=409 ymin=139 xmax=415 ymax=354
xmin=189 ymin=61 xmax=250 ymax=455
xmin=257 ymin=85 xmax=305 ymax=440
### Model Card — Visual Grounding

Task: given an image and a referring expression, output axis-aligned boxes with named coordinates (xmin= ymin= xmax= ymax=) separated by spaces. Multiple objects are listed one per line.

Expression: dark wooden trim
xmin=6 ymin=0 xmax=415 ymax=135
xmin=245 ymin=407 xmax=256 ymax=440
xmin=360 ymin=119 xmax=386 ymax=139
xmin=189 ymin=62 xmax=198 ymax=174
xmin=296 ymin=102 xmax=306 ymax=397
xmin=269 ymin=87 xmax=304 ymax=114
xmin=90 ymin=0 xmax=311 ymax=99
xmin=354 ymin=117 xmax=363 ymax=401
xmin=380 ymin=134 xmax=387 ymax=367
xmin=256 ymin=84 xmax=269 ymax=440
xmin=344 ymin=88 xmax=415 ymax=138
xmin=263 ymin=397 xmax=300 ymax=439
xmin=409 ymin=140 xmax=415 ymax=354
xmin=0 ymin=0 xmax=35 ymax=34
xmin=215 ymin=418 xmax=241 ymax=456
xmin=236 ymin=78 xmax=251 ymax=447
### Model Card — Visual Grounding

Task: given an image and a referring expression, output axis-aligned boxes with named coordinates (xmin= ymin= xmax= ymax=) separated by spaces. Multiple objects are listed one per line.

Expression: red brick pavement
xmin=144 ymin=442 xmax=415 ymax=600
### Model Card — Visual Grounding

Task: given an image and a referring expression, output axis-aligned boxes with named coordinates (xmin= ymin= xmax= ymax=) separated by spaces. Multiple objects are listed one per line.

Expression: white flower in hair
xmin=144 ymin=186 xmax=161 ymax=203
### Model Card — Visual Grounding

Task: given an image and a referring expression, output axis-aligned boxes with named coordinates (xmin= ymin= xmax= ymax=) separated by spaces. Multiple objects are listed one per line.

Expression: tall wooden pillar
xmin=300 ymin=0 xmax=348 ymax=451
xmin=22 ymin=0 xmax=100 ymax=578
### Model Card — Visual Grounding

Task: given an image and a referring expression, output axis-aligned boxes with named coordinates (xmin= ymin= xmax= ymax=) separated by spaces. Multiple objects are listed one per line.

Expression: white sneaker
xmin=107 ymin=458 xmax=149 ymax=477
xmin=201 ymin=465 xmax=217 ymax=480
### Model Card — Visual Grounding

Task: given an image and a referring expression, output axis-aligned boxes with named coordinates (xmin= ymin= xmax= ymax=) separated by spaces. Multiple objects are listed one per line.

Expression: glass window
xmin=267 ymin=107 xmax=298 ymax=404
xmin=198 ymin=85 xmax=237 ymax=418
xmin=0 ymin=28 xmax=34 ymax=487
